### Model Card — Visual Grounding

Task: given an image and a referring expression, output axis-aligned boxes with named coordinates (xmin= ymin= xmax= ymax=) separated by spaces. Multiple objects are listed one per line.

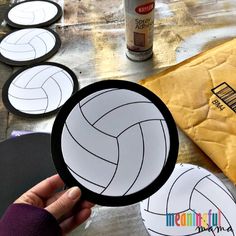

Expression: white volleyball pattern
xmin=62 ymin=88 xmax=170 ymax=196
xmin=8 ymin=1 xmax=58 ymax=26
xmin=0 ymin=28 xmax=56 ymax=61
xmin=8 ymin=65 xmax=74 ymax=114
xmin=141 ymin=164 xmax=236 ymax=236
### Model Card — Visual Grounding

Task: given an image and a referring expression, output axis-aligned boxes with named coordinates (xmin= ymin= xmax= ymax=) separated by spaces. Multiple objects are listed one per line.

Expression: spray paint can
xmin=124 ymin=0 xmax=155 ymax=61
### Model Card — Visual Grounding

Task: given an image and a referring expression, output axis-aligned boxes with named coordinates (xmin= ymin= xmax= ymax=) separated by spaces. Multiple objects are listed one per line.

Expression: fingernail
xmin=68 ymin=187 xmax=81 ymax=200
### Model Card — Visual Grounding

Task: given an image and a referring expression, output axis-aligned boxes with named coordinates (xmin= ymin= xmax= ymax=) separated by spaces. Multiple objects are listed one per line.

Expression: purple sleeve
xmin=0 ymin=204 xmax=61 ymax=236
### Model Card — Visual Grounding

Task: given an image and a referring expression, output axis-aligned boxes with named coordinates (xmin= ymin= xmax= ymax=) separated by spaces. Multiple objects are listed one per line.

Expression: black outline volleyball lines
xmin=65 ymin=118 xmax=149 ymax=196
xmin=64 ymin=123 xmax=117 ymax=166
xmin=192 ymin=176 xmax=234 ymax=236
xmin=8 ymin=66 xmax=75 ymax=114
xmin=206 ymin=176 xmax=236 ymax=203
xmin=160 ymin=120 xmax=168 ymax=165
xmin=15 ymin=29 xmax=37 ymax=43
xmin=64 ymin=88 xmax=169 ymax=196
xmin=80 ymin=88 xmax=119 ymax=107
xmin=81 ymin=97 xmax=164 ymax=137
xmin=67 ymin=165 xmax=106 ymax=189
xmin=142 ymin=165 xmax=235 ymax=236
xmin=12 ymin=13 xmax=33 ymax=21
xmin=143 ymin=167 xmax=195 ymax=216
xmin=92 ymin=101 xmax=152 ymax=126
xmin=123 ymin=123 xmax=145 ymax=196
xmin=79 ymin=103 xmax=116 ymax=138
xmin=166 ymin=167 xmax=195 ymax=213
xmin=79 ymin=89 xmax=167 ymax=138
xmin=100 ymin=139 xmax=120 ymax=194
xmin=188 ymin=174 xmax=211 ymax=210
xmin=23 ymin=66 xmax=51 ymax=86
xmin=37 ymin=35 xmax=48 ymax=52
xmin=50 ymin=77 xmax=62 ymax=108
xmin=0 ymin=29 xmax=56 ymax=61
xmin=41 ymin=87 xmax=49 ymax=113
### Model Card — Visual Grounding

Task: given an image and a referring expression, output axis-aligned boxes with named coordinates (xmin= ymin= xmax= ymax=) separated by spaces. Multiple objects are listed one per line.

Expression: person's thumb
xmin=45 ymin=187 xmax=81 ymax=220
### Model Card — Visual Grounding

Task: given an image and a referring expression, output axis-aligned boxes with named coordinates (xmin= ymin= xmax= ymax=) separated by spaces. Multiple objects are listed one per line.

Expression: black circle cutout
xmin=2 ymin=62 xmax=78 ymax=118
xmin=0 ymin=133 xmax=56 ymax=216
xmin=0 ymin=28 xmax=61 ymax=66
xmin=5 ymin=0 xmax=62 ymax=29
xmin=51 ymin=80 xmax=179 ymax=206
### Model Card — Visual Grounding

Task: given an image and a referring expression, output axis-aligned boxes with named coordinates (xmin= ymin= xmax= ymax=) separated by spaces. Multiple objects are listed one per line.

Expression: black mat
xmin=0 ymin=133 xmax=56 ymax=216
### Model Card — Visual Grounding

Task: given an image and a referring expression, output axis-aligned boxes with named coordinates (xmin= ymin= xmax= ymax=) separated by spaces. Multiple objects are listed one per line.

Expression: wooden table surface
xmin=0 ymin=0 xmax=235 ymax=235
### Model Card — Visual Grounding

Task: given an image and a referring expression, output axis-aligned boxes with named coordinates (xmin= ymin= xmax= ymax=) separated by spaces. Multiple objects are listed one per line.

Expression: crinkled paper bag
xmin=140 ymin=39 xmax=236 ymax=184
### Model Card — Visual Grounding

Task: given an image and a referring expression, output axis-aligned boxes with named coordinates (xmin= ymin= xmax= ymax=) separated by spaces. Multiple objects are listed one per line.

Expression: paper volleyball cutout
xmin=5 ymin=0 xmax=62 ymax=28
xmin=140 ymin=163 xmax=236 ymax=236
xmin=2 ymin=62 xmax=78 ymax=117
xmin=0 ymin=28 xmax=61 ymax=66
xmin=51 ymin=80 xmax=179 ymax=206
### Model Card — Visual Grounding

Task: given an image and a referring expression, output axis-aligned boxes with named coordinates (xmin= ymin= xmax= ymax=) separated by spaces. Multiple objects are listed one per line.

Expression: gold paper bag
xmin=140 ymin=39 xmax=236 ymax=184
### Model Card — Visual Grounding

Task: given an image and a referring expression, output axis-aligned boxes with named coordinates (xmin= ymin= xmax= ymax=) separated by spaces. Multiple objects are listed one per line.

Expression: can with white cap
xmin=124 ymin=0 xmax=155 ymax=61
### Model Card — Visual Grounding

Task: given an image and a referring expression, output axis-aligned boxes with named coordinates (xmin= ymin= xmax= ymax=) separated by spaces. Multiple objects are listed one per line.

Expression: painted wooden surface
xmin=0 ymin=0 xmax=235 ymax=235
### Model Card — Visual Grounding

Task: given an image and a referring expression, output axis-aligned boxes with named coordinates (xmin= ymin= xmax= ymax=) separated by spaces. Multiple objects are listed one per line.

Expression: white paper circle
xmin=63 ymin=89 xmax=170 ymax=196
xmin=0 ymin=28 xmax=60 ymax=66
xmin=141 ymin=164 xmax=236 ymax=236
xmin=51 ymin=80 xmax=179 ymax=206
xmin=2 ymin=63 xmax=78 ymax=117
xmin=6 ymin=0 xmax=61 ymax=27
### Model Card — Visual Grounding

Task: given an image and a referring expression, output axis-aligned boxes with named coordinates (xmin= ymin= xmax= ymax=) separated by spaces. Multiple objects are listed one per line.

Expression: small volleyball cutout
xmin=2 ymin=62 xmax=78 ymax=117
xmin=51 ymin=80 xmax=179 ymax=206
xmin=0 ymin=28 xmax=60 ymax=66
xmin=140 ymin=163 xmax=236 ymax=236
xmin=5 ymin=0 xmax=62 ymax=28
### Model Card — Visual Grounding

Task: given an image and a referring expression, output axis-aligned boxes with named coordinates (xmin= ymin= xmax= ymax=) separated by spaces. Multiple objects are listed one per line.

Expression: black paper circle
xmin=5 ymin=0 xmax=62 ymax=28
xmin=0 ymin=133 xmax=56 ymax=217
xmin=0 ymin=28 xmax=61 ymax=66
xmin=2 ymin=62 xmax=78 ymax=118
xmin=51 ymin=80 xmax=179 ymax=206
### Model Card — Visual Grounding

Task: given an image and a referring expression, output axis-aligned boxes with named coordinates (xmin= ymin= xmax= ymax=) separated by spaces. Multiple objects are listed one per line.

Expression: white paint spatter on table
xmin=155 ymin=3 xmax=173 ymax=18
xmin=176 ymin=26 xmax=236 ymax=63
